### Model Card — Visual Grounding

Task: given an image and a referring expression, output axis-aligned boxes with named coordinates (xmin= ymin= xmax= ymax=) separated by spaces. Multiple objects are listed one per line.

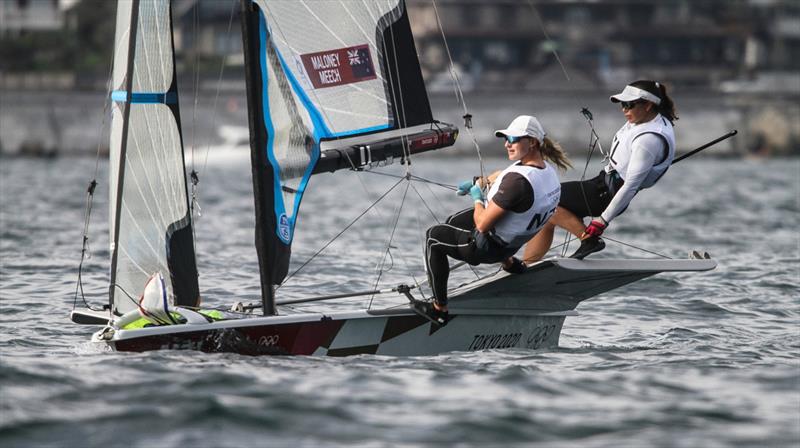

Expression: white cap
xmin=610 ymin=84 xmax=661 ymax=105
xmin=494 ymin=115 xmax=545 ymax=143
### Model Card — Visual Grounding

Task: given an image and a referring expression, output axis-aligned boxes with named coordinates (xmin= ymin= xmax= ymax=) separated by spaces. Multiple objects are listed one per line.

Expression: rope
xmin=198 ymin=0 xmax=238 ymax=175
xmin=368 ymin=181 xmax=411 ymax=308
xmin=430 ymin=0 xmax=485 ymax=182
xmin=190 ymin=0 xmax=238 ymax=222
xmin=560 ymin=110 xmax=605 ymax=256
xmin=72 ymin=28 xmax=116 ymax=313
xmin=73 ymin=180 xmax=105 ymax=312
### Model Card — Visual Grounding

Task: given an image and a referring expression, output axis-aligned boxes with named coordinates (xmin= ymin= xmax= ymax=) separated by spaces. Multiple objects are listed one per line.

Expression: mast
xmin=108 ymin=0 xmax=140 ymax=312
xmin=241 ymin=0 xmax=279 ymax=315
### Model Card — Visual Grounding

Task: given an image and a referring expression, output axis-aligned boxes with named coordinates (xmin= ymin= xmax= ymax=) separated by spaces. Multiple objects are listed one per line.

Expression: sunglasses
xmin=620 ymin=100 xmax=645 ymax=110
xmin=505 ymin=135 xmax=526 ymax=144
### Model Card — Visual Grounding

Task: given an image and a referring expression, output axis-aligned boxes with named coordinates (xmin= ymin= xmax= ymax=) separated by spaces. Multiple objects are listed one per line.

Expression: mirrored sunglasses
xmin=620 ymin=100 xmax=645 ymax=110
xmin=505 ymin=135 xmax=526 ymax=144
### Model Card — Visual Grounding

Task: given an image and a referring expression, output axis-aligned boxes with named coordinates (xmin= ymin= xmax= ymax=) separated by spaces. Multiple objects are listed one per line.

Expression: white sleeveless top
xmin=486 ymin=161 xmax=561 ymax=249
xmin=606 ymin=114 xmax=676 ymax=189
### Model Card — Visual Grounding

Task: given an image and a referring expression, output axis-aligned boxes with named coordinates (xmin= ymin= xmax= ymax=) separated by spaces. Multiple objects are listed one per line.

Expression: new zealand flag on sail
xmin=300 ymin=44 xmax=377 ymax=89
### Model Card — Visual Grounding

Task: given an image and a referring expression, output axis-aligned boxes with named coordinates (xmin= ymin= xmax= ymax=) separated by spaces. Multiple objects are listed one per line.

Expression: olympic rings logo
xmin=258 ymin=335 xmax=280 ymax=346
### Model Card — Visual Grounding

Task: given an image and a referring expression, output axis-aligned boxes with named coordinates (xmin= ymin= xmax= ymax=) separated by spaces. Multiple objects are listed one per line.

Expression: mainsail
xmin=241 ymin=0 xmax=456 ymax=314
xmin=108 ymin=0 xmax=199 ymax=315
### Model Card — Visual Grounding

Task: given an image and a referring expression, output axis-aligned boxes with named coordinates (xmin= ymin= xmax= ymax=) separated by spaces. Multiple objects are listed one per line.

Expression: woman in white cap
xmin=420 ymin=115 xmax=571 ymax=323
xmin=523 ymin=80 xmax=678 ymax=262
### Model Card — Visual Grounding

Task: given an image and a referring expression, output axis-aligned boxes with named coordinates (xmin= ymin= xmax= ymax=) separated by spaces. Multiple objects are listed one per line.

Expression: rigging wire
xmin=72 ymin=28 xmax=117 ymax=312
xmin=602 ymin=236 xmax=673 ymax=259
xmin=197 ymin=0 xmax=239 ymax=179
xmin=430 ymin=0 xmax=485 ymax=183
xmin=525 ymin=0 xmax=570 ymax=82
xmin=188 ymin=0 xmax=238 ymax=227
xmin=358 ymin=169 xmax=457 ymax=192
xmin=559 ymin=110 xmax=606 ymax=256
xmin=368 ymin=181 xmax=411 ymax=309
xmin=189 ymin=0 xmax=201 ymax=192
xmin=276 ymin=177 xmax=406 ymax=290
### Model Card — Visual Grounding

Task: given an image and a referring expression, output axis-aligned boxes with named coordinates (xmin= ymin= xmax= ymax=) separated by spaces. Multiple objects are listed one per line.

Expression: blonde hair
xmin=540 ymin=137 xmax=572 ymax=172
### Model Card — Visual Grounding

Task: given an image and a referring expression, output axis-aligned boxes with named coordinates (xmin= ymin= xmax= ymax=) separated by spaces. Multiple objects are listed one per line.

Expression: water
xmin=1 ymin=152 xmax=798 ymax=447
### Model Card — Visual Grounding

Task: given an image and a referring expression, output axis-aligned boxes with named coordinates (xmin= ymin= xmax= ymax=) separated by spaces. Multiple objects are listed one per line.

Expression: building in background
xmin=1 ymin=0 xmax=796 ymax=93
xmin=408 ymin=0 xmax=799 ymax=93
xmin=0 ymin=0 xmax=797 ymax=155
xmin=0 ymin=0 xmax=69 ymax=37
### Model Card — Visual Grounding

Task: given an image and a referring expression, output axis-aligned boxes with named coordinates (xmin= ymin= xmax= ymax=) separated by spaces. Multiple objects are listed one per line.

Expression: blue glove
xmin=456 ymin=180 xmax=473 ymax=196
xmin=469 ymin=184 xmax=484 ymax=203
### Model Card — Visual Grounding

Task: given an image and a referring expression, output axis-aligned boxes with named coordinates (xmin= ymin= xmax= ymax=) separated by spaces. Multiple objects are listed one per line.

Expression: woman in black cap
xmin=523 ymin=80 xmax=678 ymax=262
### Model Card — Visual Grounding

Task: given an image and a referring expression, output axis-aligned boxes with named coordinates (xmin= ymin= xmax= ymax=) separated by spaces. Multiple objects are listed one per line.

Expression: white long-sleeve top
xmin=601 ymin=133 xmax=665 ymax=223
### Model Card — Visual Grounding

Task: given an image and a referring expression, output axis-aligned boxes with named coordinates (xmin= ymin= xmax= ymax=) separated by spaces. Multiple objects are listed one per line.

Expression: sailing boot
xmin=502 ymin=257 xmax=526 ymax=274
xmin=569 ymin=236 xmax=606 ymax=260
xmin=410 ymin=299 xmax=449 ymax=326
xmin=431 ymin=300 xmax=449 ymax=325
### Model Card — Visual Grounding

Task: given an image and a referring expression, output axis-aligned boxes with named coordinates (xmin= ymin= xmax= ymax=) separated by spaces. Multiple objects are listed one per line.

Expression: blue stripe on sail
xmin=259 ymin=12 xmax=323 ymax=245
xmin=111 ymin=91 xmax=177 ymax=104
xmin=257 ymin=19 xmax=285 ymax=241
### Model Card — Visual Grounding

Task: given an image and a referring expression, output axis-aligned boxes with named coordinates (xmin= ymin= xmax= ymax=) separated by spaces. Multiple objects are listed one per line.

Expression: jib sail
xmin=241 ymin=0 xmax=456 ymax=314
xmin=108 ymin=0 xmax=199 ymax=315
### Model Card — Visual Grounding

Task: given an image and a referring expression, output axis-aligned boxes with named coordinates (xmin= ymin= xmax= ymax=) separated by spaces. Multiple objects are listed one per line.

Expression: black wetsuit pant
xmin=559 ymin=171 xmax=624 ymax=218
xmin=424 ymin=208 xmax=516 ymax=306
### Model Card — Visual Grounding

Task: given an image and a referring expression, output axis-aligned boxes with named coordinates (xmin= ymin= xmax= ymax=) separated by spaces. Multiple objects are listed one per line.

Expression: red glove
xmin=582 ymin=219 xmax=607 ymax=238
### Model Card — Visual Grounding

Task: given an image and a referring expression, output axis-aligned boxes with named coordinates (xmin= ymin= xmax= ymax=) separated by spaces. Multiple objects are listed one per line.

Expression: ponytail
xmin=540 ymin=137 xmax=572 ymax=172
xmin=630 ymin=80 xmax=679 ymax=125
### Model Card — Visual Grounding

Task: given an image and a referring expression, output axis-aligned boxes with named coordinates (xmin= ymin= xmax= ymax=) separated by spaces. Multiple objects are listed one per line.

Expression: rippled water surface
xmin=1 ymin=153 xmax=798 ymax=447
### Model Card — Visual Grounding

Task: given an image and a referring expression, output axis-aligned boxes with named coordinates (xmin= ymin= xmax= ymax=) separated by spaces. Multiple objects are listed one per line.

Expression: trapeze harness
xmin=601 ymin=114 xmax=676 ymax=222
xmin=484 ymin=161 xmax=561 ymax=253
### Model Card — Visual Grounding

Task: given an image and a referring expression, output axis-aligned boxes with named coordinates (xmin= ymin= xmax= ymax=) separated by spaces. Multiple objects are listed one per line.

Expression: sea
xmin=0 ymin=150 xmax=798 ymax=447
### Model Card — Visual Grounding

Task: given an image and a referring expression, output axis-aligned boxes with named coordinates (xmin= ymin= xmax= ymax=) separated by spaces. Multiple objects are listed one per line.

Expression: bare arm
xmin=473 ymin=200 xmax=507 ymax=233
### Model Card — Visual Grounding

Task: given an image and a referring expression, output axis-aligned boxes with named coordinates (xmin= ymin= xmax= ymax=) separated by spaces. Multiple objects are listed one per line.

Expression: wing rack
xmin=313 ymin=122 xmax=458 ymax=174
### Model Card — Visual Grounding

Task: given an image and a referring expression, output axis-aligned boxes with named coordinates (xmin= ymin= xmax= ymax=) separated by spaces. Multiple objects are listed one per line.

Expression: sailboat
xmin=71 ymin=0 xmax=716 ymax=356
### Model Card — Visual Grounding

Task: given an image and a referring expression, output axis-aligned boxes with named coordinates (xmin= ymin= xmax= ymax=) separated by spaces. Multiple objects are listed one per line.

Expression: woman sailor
xmin=522 ymin=80 xmax=677 ymax=262
xmin=422 ymin=115 xmax=571 ymax=322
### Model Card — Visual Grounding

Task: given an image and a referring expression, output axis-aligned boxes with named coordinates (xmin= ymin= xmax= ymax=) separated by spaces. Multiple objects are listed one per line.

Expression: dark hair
xmin=630 ymin=80 xmax=679 ymax=125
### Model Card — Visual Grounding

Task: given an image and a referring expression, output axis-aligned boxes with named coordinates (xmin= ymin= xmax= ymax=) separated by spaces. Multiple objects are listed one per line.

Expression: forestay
xmin=108 ymin=0 xmax=199 ymax=315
